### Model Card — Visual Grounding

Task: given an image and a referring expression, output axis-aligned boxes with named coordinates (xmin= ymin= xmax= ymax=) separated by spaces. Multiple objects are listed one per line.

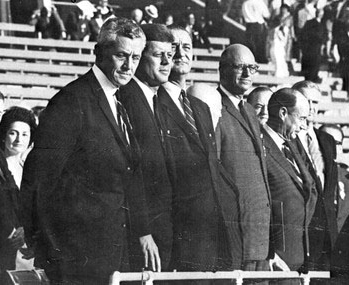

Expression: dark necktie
xmin=238 ymin=99 xmax=250 ymax=124
xmin=180 ymin=89 xmax=198 ymax=135
xmin=153 ymin=94 xmax=165 ymax=144
xmin=114 ymin=91 xmax=130 ymax=144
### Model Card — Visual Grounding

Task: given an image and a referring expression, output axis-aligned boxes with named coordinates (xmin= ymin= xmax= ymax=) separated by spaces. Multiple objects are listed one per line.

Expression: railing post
xmin=143 ymin=271 xmax=154 ymax=285
xmin=302 ymin=276 xmax=310 ymax=285
xmin=236 ymin=270 xmax=243 ymax=285
xmin=109 ymin=271 xmax=121 ymax=285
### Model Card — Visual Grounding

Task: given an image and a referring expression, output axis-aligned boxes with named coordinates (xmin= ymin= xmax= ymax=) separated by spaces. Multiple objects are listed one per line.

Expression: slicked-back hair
xmin=167 ymin=24 xmax=193 ymax=40
xmin=95 ymin=17 xmax=146 ymax=62
xmin=141 ymin=24 xmax=174 ymax=52
xmin=0 ymin=106 xmax=37 ymax=150
xmin=292 ymin=80 xmax=321 ymax=93
xmin=268 ymin=88 xmax=301 ymax=119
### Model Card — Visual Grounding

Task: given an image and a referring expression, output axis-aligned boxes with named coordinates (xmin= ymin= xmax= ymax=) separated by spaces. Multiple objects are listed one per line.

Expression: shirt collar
xmin=133 ymin=76 xmax=156 ymax=111
xmin=264 ymin=123 xmax=286 ymax=151
xmin=220 ymin=85 xmax=242 ymax=109
xmin=92 ymin=64 xmax=118 ymax=98
xmin=162 ymin=81 xmax=182 ymax=102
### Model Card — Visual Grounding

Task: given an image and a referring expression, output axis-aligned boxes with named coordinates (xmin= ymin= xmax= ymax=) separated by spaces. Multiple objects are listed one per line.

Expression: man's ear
xmin=279 ymin=106 xmax=288 ymax=121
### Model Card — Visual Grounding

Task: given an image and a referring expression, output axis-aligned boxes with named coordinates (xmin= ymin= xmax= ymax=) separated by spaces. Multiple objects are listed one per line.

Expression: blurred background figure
xmin=35 ymin=5 xmax=66 ymax=39
xmin=164 ymin=13 xmax=174 ymax=26
xmin=246 ymin=86 xmax=273 ymax=125
xmin=31 ymin=106 xmax=46 ymax=125
xmin=183 ymin=11 xmax=213 ymax=53
xmin=0 ymin=107 xmax=37 ymax=274
xmin=65 ymin=9 xmax=90 ymax=41
xmin=89 ymin=8 xmax=103 ymax=42
xmin=300 ymin=8 xmax=325 ymax=83
xmin=242 ymin=0 xmax=270 ymax=63
xmin=268 ymin=4 xmax=294 ymax=77
xmin=187 ymin=83 xmax=222 ymax=129
xmin=130 ymin=8 xmax=143 ymax=24
xmin=142 ymin=5 xmax=158 ymax=24
xmin=0 ymin=92 xmax=5 ymax=121
xmin=97 ymin=0 xmax=114 ymax=20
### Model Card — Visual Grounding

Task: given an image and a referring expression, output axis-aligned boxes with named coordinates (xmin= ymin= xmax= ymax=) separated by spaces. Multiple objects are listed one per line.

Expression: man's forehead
xmin=172 ymin=30 xmax=191 ymax=42
xmin=302 ymin=88 xmax=321 ymax=103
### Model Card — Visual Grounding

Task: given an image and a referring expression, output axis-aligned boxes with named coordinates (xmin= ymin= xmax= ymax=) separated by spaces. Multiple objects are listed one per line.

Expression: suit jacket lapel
xmin=218 ymin=88 xmax=255 ymax=139
xmin=158 ymin=87 xmax=205 ymax=151
xmin=88 ymin=70 xmax=131 ymax=158
xmin=263 ymin=130 xmax=304 ymax=192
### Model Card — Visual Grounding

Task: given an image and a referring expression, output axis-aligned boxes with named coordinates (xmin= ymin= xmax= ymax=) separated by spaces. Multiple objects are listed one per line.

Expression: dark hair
xmin=0 ymin=107 xmax=37 ymax=150
xmin=141 ymin=24 xmax=174 ymax=43
xmin=280 ymin=4 xmax=290 ymax=12
xmin=292 ymin=80 xmax=320 ymax=92
xmin=168 ymin=24 xmax=193 ymax=40
xmin=268 ymin=88 xmax=300 ymax=119
xmin=0 ymin=91 xmax=4 ymax=101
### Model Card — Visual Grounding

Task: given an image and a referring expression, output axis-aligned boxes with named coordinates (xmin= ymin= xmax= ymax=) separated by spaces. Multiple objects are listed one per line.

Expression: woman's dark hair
xmin=0 ymin=107 xmax=37 ymax=151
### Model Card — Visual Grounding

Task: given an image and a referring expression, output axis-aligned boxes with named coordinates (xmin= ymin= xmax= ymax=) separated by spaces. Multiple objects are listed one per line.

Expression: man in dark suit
xmin=292 ymin=81 xmax=338 ymax=279
xmin=158 ymin=25 xmax=236 ymax=272
xmin=216 ymin=44 xmax=272 ymax=271
xmin=119 ymin=24 xmax=174 ymax=272
xmin=262 ymin=88 xmax=317 ymax=279
xmin=20 ymin=18 xmax=159 ymax=285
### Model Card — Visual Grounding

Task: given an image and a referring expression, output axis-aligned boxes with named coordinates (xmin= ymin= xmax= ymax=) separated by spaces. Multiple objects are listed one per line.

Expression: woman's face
xmin=5 ymin=121 xmax=31 ymax=157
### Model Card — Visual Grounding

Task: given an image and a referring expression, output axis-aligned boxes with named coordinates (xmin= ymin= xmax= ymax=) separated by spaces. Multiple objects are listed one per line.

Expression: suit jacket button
xmin=209 ymin=133 xmax=212 ymax=137
xmin=127 ymin=166 xmax=131 ymax=171
xmin=121 ymin=223 xmax=127 ymax=228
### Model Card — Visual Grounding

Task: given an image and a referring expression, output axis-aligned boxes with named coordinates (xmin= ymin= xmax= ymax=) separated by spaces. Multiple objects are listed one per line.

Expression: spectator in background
xmin=0 ymin=107 xmax=37 ymax=272
xmin=163 ymin=13 xmax=174 ymax=26
xmin=183 ymin=12 xmax=213 ymax=53
xmin=97 ymin=0 xmax=114 ymax=20
xmin=35 ymin=5 xmax=66 ymax=39
xmin=65 ymin=9 xmax=91 ymax=41
xmin=320 ymin=123 xmax=349 ymax=284
xmin=89 ymin=9 xmax=103 ymax=42
xmin=247 ymin=86 xmax=273 ymax=125
xmin=0 ymin=92 xmax=5 ymax=121
xmin=297 ymin=0 xmax=317 ymax=30
xmin=130 ymin=8 xmax=143 ymax=24
xmin=142 ymin=5 xmax=158 ymax=24
xmin=31 ymin=106 xmax=45 ymax=125
xmin=293 ymin=80 xmax=338 ymax=280
xmin=300 ymin=8 xmax=325 ymax=82
xmin=242 ymin=0 xmax=270 ymax=63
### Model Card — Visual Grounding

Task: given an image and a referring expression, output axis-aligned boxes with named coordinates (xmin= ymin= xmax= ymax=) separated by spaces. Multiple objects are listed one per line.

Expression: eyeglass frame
xmin=227 ymin=63 xmax=260 ymax=74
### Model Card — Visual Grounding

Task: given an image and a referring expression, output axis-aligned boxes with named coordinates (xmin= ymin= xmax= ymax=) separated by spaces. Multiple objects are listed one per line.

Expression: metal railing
xmin=109 ymin=270 xmax=330 ymax=285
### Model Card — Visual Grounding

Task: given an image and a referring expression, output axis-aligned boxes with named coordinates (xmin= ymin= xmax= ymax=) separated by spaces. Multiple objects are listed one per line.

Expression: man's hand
xmin=269 ymin=253 xmax=290 ymax=271
xmin=9 ymin=227 xmax=25 ymax=250
xmin=139 ymin=234 xmax=161 ymax=272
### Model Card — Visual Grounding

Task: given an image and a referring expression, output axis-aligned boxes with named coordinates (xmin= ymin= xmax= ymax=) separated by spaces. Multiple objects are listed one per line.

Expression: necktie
xmin=307 ymin=133 xmax=325 ymax=188
xmin=153 ymin=94 xmax=165 ymax=144
xmin=283 ymin=141 xmax=302 ymax=182
xmin=238 ymin=100 xmax=249 ymax=124
xmin=114 ymin=91 xmax=130 ymax=144
xmin=180 ymin=89 xmax=198 ymax=135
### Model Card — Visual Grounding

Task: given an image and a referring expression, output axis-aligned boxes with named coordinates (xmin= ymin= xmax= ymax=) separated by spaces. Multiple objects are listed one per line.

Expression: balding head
xmin=219 ymin=44 xmax=258 ymax=98
xmin=267 ymin=88 xmax=309 ymax=139
xmin=131 ymin=8 xmax=143 ymax=24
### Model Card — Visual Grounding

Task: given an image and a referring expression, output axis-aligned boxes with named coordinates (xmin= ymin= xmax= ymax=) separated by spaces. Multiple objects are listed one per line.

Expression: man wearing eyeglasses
xmin=292 ymin=81 xmax=338 ymax=282
xmin=216 ymin=44 xmax=274 ymax=272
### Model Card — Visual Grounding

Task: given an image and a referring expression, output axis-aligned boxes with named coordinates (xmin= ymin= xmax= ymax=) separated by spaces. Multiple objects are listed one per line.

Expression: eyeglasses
xmin=230 ymin=64 xmax=259 ymax=74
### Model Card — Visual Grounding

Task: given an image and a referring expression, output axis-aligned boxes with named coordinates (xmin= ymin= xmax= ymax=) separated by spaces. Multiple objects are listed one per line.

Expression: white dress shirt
xmin=220 ymin=85 xmax=242 ymax=110
xmin=242 ymin=0 xmax=270 ymax=24
xmin=162 ymin=81 xmax=185 ymax=116
xmin=264 ymin=124 xmax=285 ymax=152
xmin=92 ymin=64 xmax=118 ymax=122
xmin=133 ymin=76 xmax=156 ymax=113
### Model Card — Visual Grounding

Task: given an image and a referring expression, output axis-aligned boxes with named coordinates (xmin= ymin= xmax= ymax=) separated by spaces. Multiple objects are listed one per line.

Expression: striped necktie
xmin=179 ymin=89 xmax=198 ymax=135
xmin=114 ymin=91 xmax=130 ymax=144
xmin=283 ymin=141 xmax=302 ymax=183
